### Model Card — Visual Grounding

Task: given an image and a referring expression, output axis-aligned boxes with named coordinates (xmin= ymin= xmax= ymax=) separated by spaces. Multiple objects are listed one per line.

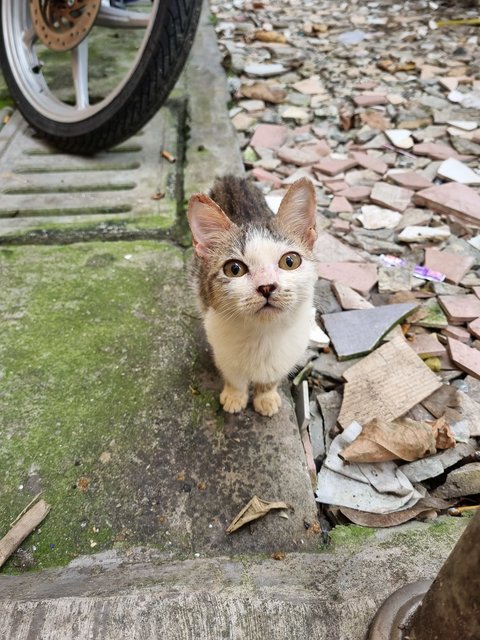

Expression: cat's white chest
xmin=204 ymin=303 xmax=311 ymax=386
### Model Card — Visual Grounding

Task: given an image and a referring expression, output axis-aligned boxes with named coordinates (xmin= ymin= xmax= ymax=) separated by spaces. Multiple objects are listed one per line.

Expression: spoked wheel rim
xmin=1 ymin=0 xmax=159 ymax=123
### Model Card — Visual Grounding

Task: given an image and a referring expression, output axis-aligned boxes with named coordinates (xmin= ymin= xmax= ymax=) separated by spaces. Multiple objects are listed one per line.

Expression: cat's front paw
xmin=220 ymin=384 xmax=248 ymax=414
xmin=253 ymin=390 xmax=282 ymax=417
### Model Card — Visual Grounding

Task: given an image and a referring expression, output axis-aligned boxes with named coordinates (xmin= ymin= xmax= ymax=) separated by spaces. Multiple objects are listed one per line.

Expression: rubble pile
xmin=210 ymin=0 xmax=480 ymax=526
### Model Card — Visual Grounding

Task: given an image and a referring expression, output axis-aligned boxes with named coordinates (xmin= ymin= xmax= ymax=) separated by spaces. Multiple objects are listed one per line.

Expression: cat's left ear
xmin=188 ymin=193 xmax=234 ymax=258
xmin=276 ymin=178 xmax=317 ymax=250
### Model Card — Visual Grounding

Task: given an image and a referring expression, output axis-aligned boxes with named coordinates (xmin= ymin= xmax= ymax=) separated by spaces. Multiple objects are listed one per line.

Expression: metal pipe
xmin=407 ymin=511 xmax=480 ymax=640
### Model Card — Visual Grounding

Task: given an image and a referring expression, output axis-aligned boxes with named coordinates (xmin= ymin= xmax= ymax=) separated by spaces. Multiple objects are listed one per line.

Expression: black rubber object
xmin=0 ymin=0 xmax=203 ymax=154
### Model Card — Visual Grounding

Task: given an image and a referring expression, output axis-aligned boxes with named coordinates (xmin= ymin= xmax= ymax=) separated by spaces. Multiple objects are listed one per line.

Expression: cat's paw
xmin=253 ymin=390 xmax=282 ymax=417
xmin=220 ymin=385 xmax=248 ymax=413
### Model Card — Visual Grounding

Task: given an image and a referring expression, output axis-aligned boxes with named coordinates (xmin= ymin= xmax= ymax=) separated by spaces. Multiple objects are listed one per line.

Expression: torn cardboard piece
xmin=316 ymin=421 xmax=423 ymax=514
xmin=338 ymin=335 xmax=442 ymax=428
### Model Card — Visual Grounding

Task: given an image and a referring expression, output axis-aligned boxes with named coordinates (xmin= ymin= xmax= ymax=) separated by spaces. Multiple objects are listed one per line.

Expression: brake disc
xmin=29 ymin=0 xmax=101 ymax=52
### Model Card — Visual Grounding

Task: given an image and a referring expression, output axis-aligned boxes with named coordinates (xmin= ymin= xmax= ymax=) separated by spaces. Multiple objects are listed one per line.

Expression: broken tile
xmin=350 ymin=151 xmax=388 ymax=175
xmin=332 ymin=281 xmax=373 ymax=310
xmin=387 ymin=171 xmax=433 ymax=191
xmin=314 ymin=156 xmax=358 ymax=176
xmin=468 ymin=317 xmax=480 ymax=339
xmin=411 ymin=298 xmax=448 ymax=329
xmin=398 ymin=225 xmax=451 ymax=243
xmin=329 ymin=196 xmax=354 ymax=213
xmin=251 ymin=167 xmax=282 ymax=187
xmin=441 ymin=325 xmax=471 ymax=343
xmin=370 ymin=182 xmax=413 ymax=212
xmin=408 ymin=333 xmax=447 ymax=358
xmin=316 ymin=262 xmax=378 ymax=297
xmin=447 ymin=338 xmax=480 ymax=379
xmin=231 ymin=112 xmax=257 ymax=131
xmin=437 ymin=158 xmax=480 ymax=185
xmin=244 ymin=62 xmax=287 ymax=78
xmin=338 ymin=336 xmax=442 ymax=428
xmin=353 ymin=94 xmax=389 ymax=107
xmin=250 ymin=124 xmax=289 ymax=150
xmin=337 ymin=186 xmax=371 ymax=202
xmin=281 ymin=106 xmax=313 ymax=125
xmin=385 ymin=129 xmax=414 ymax=149
xmin=313 ymin=232 xmax=366 ymax=263
xmin=322 ymin=303 xmax=417 ymax=360
xmin=424 ymin=248 xmax=475 ymax=285
xmin=293 ymin=75 xmax=326 ymax=95
xmin=378 ymin=266 xmax=414 ymax=293
xmin=277 ymin=145 xmax=327 ymax=166
xmin=438 ymin=295 xmax=480 ymax=323
xmin=358 ymin=205 xmax=402 ymax=229
xmin=412 ymin=141 xmax=466 ymax=161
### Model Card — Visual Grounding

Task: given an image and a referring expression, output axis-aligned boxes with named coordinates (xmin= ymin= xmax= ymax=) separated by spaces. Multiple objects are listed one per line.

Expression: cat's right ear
xmin=188 ymin=194 xmax=234 ymax=258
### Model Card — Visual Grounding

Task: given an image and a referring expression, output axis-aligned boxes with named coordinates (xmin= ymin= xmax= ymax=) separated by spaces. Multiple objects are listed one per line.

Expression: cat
xmin=187 ymin=175 xmax=317 ymax=417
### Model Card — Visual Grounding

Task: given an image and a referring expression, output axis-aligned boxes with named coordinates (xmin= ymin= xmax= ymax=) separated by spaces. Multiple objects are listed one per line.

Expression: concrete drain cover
xmin=0 ymin=104 xmax=183 ymax=241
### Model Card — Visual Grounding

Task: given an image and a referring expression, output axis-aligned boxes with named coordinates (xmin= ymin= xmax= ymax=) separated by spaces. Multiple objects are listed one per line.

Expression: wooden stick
xmin=0 ymin=499 xmax=50 ymax=568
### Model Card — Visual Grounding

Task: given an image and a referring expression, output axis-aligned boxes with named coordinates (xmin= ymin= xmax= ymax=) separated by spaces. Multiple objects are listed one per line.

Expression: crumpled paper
xmin=316 ymin=421 xmax=424 ymax=514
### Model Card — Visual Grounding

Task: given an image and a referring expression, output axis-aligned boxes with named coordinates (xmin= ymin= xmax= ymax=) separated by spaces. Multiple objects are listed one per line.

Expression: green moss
xmin=377 ymin=517 xmax=467 ymax=553
xmin=329 ymin=524 xmax=375 ymax=548
xmin=0 ymin=241 xmax=191 ymax=571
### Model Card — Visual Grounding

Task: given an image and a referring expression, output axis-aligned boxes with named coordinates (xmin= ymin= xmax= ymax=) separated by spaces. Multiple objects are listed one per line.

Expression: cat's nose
xmin=257 ymin=284 xmax=277 ymax=299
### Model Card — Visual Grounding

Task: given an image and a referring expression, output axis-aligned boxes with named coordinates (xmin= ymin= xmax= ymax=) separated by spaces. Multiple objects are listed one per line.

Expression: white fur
xmin=203 ymin=233 xmax=317 ymax=390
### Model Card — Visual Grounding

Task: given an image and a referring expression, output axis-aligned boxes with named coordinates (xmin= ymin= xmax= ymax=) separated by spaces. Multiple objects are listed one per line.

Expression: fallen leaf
xmin=226 ymin=495 xmax=290 ymax=534
xmin=339 ymin=416 xmax=437 ymax=463
xmin=430 ymin=416 xmax=456 ymax=450
xmin=271 ymin=551 xmax=286 ymax=560
xmin=339 ymin=504 xmax=433 ymax=527
xmin=377 ymin=59 xmax=416 ymax=73
xmin=241 ymin=83 xmax=287 ymax=104
xmin=253 ymin=30 xmax=287 ymax=44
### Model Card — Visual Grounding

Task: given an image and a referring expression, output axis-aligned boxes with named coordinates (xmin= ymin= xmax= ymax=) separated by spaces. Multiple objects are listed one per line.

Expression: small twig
xmin=10 ymin=492 xmax=43 ymax=528
xmin=0 ymin=499 xmax=51 ymax=568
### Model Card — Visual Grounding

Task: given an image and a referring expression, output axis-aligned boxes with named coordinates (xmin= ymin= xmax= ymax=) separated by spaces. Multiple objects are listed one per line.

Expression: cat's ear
xmin=188 ymin=193 xmax=234 ymax=258
xmin=276 ymin=178 xmax=317 ymax=250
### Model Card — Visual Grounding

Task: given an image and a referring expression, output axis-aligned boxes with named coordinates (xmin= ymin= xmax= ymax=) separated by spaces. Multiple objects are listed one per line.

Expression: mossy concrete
xmin=0 ymin=240 xmax=319 ymax=573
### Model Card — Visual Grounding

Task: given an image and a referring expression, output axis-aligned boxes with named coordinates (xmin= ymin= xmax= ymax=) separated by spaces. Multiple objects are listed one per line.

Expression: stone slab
xmin=424 ymin=248 xmax=475 ymax=285
xmin=0 ymin=520 xmax=469 ymax=640
xmin=438 ymin=295 xmax=480 ymax=323
xmin=408 ymin=333 xmax=447 ymax=358
xmin=447 ymin=338 xmax=480 ymax=379
xmin=322 ymin=303 xmax=417 ymax=360
xmin=370 ymin=182 xmax=413 ymax=212
xmin=316 ymin=262 xmax=378 ymax=296
xmin=413 ymin=182 xmax=480 ymax=226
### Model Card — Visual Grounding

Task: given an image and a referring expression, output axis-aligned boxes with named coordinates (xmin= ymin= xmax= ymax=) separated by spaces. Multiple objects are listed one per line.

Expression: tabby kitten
xmin=188 ymin=175 xmax=317 ymax=417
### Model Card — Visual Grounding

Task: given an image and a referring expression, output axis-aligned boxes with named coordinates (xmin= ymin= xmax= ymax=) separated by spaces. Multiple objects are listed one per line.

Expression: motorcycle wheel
xmin=0 ymin=0 xmax=203 ymax=154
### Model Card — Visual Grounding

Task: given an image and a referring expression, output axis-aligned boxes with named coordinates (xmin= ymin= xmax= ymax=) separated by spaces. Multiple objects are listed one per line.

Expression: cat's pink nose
xmin=257 ymin=284 xmax=276 ymax=299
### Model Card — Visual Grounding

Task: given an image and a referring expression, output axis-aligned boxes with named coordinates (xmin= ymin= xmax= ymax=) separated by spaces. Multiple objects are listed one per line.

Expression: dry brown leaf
xmin=340 ymin=416 xmax=437 ymax=463
xmin=253 ymin=30 xmax=287 ymax=44
xmin=339 ymin=504 xmax=434 ymax=528
xmin=359 ymin=111 xmax=391 ymax=131
xmin=226 ymin=496 xmax=290 ymax=534
xmin=430 ymin=416 xmax=456 ymax=450
xmin=377 ymin=59 xmax=416 ymax=74
xmin=240 ymin=83 xmax=287 ymax=104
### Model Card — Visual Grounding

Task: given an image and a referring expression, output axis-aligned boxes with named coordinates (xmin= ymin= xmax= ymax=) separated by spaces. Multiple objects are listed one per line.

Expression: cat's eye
xmin=223 ymin=260 xmax=248 ymax=278
xmin=279 ymin=252 xmax=302 ymax=270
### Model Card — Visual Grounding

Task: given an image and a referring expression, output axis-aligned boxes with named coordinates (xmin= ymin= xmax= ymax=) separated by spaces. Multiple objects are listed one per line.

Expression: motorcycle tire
xmin=0 ymin=0 xmax=203 ymax=154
